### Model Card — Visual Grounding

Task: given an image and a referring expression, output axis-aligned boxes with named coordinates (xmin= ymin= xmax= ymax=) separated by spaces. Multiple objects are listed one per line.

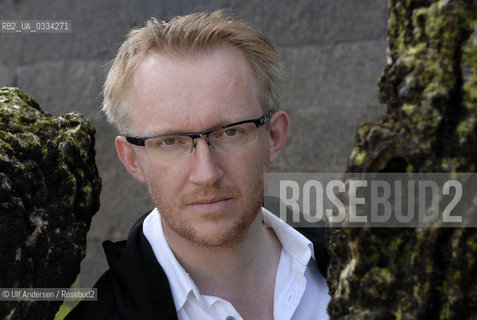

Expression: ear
xmin=268 ymin=111 xmax=289 ymax=164
xmin=115 ymin=136 xmax=146 ymax=184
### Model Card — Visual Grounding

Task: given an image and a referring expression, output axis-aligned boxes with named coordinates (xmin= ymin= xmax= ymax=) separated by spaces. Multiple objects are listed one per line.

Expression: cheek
xmin=219 ymin=143 xmax=269 ymax=184
xmin=141 ymin=162 xmax=185 ymax=194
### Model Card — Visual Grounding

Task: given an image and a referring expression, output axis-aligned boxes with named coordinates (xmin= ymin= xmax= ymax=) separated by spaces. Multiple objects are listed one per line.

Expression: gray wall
xmin=0 ymin=0 xmax=388 ymax=287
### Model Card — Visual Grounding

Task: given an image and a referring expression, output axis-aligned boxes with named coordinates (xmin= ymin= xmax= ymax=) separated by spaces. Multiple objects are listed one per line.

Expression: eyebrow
xmin=148 ymin=113 xmax=265 ymax=136
xmin=157 ymin=119 xmax=233 ymax=135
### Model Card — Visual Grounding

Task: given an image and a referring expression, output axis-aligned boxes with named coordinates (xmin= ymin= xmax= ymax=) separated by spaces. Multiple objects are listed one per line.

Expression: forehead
xmin=128 ymin=45 xmax=261 ymax=135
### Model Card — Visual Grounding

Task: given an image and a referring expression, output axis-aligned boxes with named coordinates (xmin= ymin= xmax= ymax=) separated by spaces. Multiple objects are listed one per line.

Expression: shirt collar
xmin=143 ymin=208 xmax=201 ymax=311
xmin=261 ymin=207 xmax=315 ymax=264
xmin=142 ymin=207 xmax=315 ymax=311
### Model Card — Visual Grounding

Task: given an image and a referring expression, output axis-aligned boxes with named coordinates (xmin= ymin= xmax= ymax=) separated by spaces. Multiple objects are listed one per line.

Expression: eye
xmin=151 ymin=136 xmax=189 ymax=148
xmin=213 ymin=125 xmax=250 ymax=141
xmin=225 ymin=128 xmax=239 ymax=136
xmin=162 ymin=137 xmax=176 ymax=145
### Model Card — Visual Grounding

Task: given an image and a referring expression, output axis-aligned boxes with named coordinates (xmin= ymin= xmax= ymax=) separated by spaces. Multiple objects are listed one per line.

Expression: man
xmin=67 ymin=10 xmax=330 ymax=320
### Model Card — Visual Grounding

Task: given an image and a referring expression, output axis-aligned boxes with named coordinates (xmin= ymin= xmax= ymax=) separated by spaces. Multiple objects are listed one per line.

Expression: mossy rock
xmin=327 ymin=1 xmax=477 ymax=319
xmin=0 ymin=87 xmax=101 ymax=320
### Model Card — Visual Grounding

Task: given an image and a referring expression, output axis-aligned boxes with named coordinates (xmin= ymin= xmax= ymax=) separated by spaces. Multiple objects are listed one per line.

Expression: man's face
xmin=125 ymin=45 xmax=270 ymax=248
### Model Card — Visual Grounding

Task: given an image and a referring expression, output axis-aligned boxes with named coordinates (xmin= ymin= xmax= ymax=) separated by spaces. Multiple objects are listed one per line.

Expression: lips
xmin=189 ymin=197 xmax=231 ymax=205
xmin=187 ymin=197 xmax=233 ymax=212
xmin=181 ymin=187 xmax=239 ymax=212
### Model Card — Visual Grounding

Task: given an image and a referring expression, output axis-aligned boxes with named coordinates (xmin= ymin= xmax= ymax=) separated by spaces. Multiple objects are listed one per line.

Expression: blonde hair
xmin=102 ymin=10 xmax=284 ymax=133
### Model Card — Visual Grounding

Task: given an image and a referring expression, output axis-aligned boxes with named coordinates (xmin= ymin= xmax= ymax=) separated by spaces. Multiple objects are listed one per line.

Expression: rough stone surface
xmin=0 ymin=65 xmax=13 ymax=87
xmin=15 ymin=60 xmax=106 ymax=122
xmin=0 ymin=87 xmax=101 ymax=320
xmin=0 ymin=0 xmax=142 ymax=64
xmin=327 ymin=0 xmax=477 ymax=319
xmin=278 ymin=41 xmax=386 ymax=171
xmin=144 ymin=0 xmax=388 ymax=47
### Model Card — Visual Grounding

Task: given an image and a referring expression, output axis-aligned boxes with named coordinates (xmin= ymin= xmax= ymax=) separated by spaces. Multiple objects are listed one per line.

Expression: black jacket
xmin=66 ymin=211 xmax=329 ymax=320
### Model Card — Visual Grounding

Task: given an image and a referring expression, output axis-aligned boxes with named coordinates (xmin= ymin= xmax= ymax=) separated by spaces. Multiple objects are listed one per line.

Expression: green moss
xmin=401 ymin=103 xmax=414 ymax=116
xmin=0 ymin=87 xmax=101 ymax=319
xmin=456 ymin=117 xmax=477 ymax=145
xmin=360 ymin=267 xmax=394 ymax=301
xmin=349 ymin=148 xmax=368 ymax=166
xmin=467 ymin=236 xmax=477 ymax=269
xmin=331 ymin=0 xmax=477 ymax=318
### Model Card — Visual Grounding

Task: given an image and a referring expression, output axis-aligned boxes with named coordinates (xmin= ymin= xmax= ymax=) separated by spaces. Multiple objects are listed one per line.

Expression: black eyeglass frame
xmin=125 ymin=111 xmax=273 ymax=149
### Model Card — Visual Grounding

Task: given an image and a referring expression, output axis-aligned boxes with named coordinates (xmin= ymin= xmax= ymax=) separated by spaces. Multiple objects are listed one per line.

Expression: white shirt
xmin=143 ymin=207 xmax=330 ymax=320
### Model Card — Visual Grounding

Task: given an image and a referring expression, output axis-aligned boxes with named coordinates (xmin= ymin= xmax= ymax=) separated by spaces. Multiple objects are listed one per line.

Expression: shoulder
xmin=64 ymin=270 xmax=121 ymax=319
xmin=295 ymin=226 xmax=329 ymax=277
xmin=65 ymin=211 xmax=178 ymax=320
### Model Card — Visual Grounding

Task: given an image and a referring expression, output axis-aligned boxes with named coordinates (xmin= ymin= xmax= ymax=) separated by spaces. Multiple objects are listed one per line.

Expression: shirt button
xmin=225 ymin=317 xmax=235 ymax=320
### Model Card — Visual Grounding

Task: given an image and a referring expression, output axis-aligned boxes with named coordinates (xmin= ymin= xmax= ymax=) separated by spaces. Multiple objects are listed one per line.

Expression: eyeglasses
xmin=125 ymin=111 xmax=272 ymax=160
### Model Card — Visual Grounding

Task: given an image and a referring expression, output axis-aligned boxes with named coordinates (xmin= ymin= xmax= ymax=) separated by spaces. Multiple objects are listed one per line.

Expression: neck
xmin=162 ymin=211 xmax=282 ymax=296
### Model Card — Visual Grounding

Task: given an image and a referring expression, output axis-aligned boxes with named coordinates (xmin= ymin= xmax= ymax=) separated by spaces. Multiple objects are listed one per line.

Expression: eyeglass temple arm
xmin=256 ymin=111 xmax=273 ymax=126
xmin=125 ymin=136 xmax=146 ymax=146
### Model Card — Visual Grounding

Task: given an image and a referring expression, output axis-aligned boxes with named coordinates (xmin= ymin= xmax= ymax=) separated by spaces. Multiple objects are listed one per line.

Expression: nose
xmin=190 ymin=133 xmax=215 ymax=151
xmin=188 ymin=137 xmax=224 ymax=186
